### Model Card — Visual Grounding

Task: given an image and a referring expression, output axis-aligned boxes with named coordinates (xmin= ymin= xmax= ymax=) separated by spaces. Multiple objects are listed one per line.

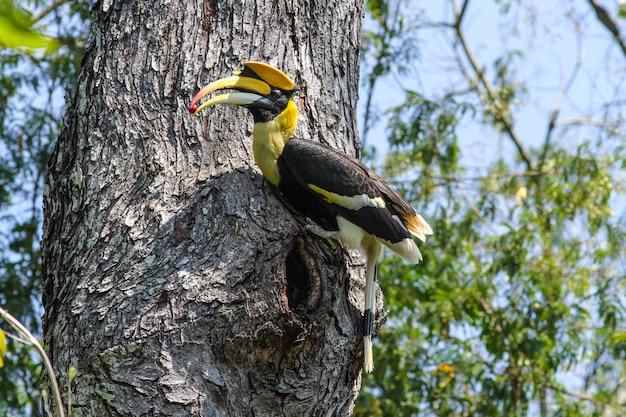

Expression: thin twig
xmin=0 ymin=307 xmax=66 ymax=417
xmin=539 ymin=22 xmax=583 ymax=168
xmin=32 ymin=0 xmax=67 ymax=24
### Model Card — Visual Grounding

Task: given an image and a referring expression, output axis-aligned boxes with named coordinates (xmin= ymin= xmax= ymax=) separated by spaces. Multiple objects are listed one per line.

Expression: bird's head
xmin=189 ymin=62 xmax=297 ymax=126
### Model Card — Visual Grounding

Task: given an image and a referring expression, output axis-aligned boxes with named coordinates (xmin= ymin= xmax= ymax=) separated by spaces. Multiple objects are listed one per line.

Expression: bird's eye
xmin=271 ymin=89 xmax=282 ymax=98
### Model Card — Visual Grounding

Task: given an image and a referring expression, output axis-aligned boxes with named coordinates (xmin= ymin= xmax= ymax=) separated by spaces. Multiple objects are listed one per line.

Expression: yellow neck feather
xmin=252 ymin=99 xmax=298 ymax=186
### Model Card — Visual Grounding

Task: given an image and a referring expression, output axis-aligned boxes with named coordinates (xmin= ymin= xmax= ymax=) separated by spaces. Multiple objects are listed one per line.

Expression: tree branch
xmin=451 ymin=0 xmax=536 ymax=171
xmin=586 ymin=0 xmax=626 ymax=60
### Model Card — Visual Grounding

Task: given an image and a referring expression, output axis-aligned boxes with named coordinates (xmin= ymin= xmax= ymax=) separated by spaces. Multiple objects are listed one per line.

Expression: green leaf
xmin=0 ymin=0 xmax=59 ymax=53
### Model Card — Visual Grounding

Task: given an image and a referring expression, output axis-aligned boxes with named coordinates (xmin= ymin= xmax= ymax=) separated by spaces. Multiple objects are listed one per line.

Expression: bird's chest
xmin=252 ymin=130 xmax=285 ymax=186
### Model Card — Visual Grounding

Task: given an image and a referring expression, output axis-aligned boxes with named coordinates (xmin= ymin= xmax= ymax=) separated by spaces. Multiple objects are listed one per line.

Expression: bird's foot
xmin=303 ymin=218 xmax=340 ymax=248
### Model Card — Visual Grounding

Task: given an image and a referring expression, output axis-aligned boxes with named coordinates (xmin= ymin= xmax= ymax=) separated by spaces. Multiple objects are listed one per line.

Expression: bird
xmin=189 ymin=62 xmax=433 ymax=373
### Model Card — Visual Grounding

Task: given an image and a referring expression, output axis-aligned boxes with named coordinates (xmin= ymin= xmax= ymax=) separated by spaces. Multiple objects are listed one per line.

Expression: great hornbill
xmin=189 ymin=62 xmax=432 ymax=373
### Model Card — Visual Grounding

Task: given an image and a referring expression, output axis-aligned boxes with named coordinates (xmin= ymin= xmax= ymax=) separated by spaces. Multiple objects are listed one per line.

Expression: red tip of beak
xmin=189 ymin=103 xmax=199 ymax=113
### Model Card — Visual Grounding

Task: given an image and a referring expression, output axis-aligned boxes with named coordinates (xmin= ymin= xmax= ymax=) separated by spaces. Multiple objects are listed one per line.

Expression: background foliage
xmin=0 ymin=0 xmax=624 ymax=416
xmin=355 ymin=1 xmax=626 ymax=416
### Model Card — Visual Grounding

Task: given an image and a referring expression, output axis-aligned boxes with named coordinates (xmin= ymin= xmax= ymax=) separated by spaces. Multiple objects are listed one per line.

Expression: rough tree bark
xmin=42 ymin=0 xmax=368 ymax=415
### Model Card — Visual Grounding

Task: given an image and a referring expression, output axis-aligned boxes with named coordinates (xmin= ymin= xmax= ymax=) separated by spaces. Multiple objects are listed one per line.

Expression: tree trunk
xmin=42 ymin=0 xmax=366 ymax=415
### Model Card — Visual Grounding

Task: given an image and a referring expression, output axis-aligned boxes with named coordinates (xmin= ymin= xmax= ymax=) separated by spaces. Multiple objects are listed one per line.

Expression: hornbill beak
xmin=189 ymin=62 xmax=296 ymax=114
